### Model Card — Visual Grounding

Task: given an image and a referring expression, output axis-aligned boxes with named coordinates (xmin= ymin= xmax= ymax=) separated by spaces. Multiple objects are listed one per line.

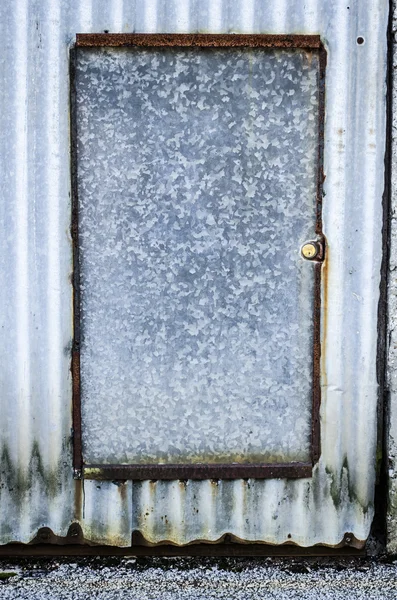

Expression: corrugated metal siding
xmin=0 ymin=0 xmax=388 ymax=547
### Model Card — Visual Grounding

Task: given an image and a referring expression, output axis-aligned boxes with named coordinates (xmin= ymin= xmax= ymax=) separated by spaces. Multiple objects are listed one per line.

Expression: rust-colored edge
xmin=311 ymin=262 xmax=322 ymax=464
xmin=70 ymin=47 xmax=83 ymax=478
xmin=76 ymin=33 xmax=322 ymax=49
xmin=82 ymin=462 xmax=312 ymax=481
xmin=0 ymin=526 xmax=365 ymax=555
xmin=0 ymin=543 xmax=365 ymax=557
xmin=311 ymin=44 xmax=327 ymax=465
xmin=71 ymin=34 xmax=326 ymax=481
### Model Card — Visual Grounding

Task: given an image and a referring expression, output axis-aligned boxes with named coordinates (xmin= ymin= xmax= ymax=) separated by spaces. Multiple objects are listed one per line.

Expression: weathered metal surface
xmin=73 ymin=42 xmax=322 ymax=473
xmin=76 ymin=33 xmax=323 ymax=49
xmin=0 ymin=542 xmax=365 ymax=557
xmin=0 ymin=0 xmax=388 ymax=549
xmin=83 ymin=463 xmax=313 ymax=481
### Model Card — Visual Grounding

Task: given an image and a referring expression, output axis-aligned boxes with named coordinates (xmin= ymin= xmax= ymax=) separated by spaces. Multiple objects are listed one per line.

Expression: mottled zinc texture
xmin=76 ymin=47 xmax=319 ymax=465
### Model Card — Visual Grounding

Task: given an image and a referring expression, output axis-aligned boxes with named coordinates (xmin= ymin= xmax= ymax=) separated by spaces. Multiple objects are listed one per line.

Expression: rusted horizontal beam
xmin=82 ymin=462 xmax=313 ymax=481
xmin=76 ymin=33 xmax=322 ymax=49
xmin=0 ymin=543 xmax=365 ymax=557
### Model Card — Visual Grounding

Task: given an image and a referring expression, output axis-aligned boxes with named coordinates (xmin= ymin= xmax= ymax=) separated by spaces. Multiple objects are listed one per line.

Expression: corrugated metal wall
xmin=0 ymin=0 xmax=388 ymax=547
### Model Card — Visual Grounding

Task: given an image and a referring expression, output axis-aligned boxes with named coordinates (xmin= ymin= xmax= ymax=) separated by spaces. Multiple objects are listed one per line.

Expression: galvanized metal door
xmin=71 ymin=35 xmax=325 ymax=482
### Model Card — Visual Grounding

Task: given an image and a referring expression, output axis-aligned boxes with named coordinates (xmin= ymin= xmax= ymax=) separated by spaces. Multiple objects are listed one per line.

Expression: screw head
xmin=301 ymin=242 xmax=319 ymax=260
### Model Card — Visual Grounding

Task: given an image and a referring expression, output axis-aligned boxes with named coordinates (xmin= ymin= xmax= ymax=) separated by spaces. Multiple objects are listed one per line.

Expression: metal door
xmin=71 ymin=35 xmax=325 ymax=482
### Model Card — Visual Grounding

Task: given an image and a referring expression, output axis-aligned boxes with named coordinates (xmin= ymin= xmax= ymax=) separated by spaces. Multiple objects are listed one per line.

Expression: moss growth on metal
xmin=0 ymin=440 xmax=68 ymax=501
xmin=0 ymin=571 xmax=18 ymax=580
xmin=325 ymin=458 xmax=371 ymax=516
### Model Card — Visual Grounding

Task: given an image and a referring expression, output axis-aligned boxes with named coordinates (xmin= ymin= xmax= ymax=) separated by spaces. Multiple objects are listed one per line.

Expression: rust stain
xmin=312 ymin=261 xmax=322 ymax=463
xmin=310 ymin=43 xmax=327 ymax=464
xmin=127 ymin=526 xmax=365 ymax=550
xmin=0 ymin=537 xmax=366 ymax=555
xmin=320 ymin=244 xmax=329 ymax=393
xmin=66 ymin=523 xmax=84 ymax=544
xmin=76 ymin=33 xmax=322 ymax=49
xmin=74 ymin=479 xmax=83 ymax=522
xmin=72 ymin=349 xmax=82 ymax=476
xmin=83 ymin=463 xmax=313 ymax=480
xmin=70 ymin=47 xmax=83 ymax=479
xmin=315 ymin=45 xmax=326 ymax=236
xmin=113 ymin=529 xmax=365 ymax=551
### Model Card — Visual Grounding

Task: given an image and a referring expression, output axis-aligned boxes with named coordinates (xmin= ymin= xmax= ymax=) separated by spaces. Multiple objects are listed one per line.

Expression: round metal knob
xmin=301 ymin=242 xmax=319 ymax=260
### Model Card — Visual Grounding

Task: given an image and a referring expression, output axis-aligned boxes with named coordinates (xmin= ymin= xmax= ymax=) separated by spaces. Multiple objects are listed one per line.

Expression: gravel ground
xmin=1 ymin=557 xmax=397 ymax=599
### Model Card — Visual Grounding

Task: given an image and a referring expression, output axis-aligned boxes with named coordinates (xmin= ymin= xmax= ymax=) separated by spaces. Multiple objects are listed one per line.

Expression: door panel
xmin=74 ymin=40 xmax=323 ymax=477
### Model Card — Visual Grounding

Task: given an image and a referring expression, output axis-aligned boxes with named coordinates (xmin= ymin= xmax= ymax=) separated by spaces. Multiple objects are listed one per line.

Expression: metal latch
xmin=301 ymin=239 xmax=325 ymax=261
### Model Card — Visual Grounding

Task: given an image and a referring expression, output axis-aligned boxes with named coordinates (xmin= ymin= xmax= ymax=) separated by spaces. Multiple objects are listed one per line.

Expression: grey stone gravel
xmin=0 ymin=558 xmax=396 ymax=599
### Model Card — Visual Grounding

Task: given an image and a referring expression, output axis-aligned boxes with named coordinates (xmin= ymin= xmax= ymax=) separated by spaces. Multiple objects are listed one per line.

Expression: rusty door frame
xmin=70 ymin=33 xmax=326 ymax=481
